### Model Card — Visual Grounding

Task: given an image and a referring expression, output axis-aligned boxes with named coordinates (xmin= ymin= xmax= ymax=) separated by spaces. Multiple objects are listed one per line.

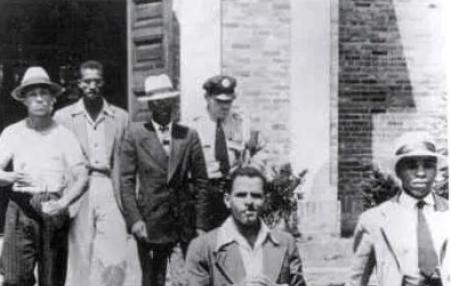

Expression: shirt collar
xmin=215 ymin=217 xmax=279 ymax=252
xmin=73 ymin=98 xmax=114 ymax=117
xmin=399 ymin=191 xmax=435 ymax=209
xmin=151 ymin=120 xmax=172 ymax=133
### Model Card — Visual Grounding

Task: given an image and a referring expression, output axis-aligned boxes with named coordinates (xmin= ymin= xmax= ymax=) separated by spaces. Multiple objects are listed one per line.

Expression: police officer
xmin=191 ymin=75 xmax=267 ymax=232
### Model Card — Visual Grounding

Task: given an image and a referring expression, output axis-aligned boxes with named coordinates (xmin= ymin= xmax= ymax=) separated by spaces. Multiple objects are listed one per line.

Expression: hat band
xmin=146 ymin=87 xmax=175 ymax=95
xmin=22 ymin=77 xmax=52 ymax=85
xmin=395 ymin=141 xmax=436 ymax=155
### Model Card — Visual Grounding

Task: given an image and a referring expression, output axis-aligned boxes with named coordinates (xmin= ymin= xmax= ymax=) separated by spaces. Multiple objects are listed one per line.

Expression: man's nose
xmin=415 ymin=163 xmax=426 ymax=176
xmin=244 ymin=195 xmax=253 ymax=205
xmin=35 ymin=94 xmax=46 ymax=101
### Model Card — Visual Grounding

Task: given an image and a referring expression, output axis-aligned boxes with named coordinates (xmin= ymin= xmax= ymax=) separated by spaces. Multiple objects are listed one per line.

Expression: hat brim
xmin=137 ymin=91 xmax=180 ymax=102
xmin=11 ymin=81 xmax=63 ymax=101
xmin=392 ymin=151 xmax=448 ymax=173
xmin=213 ymin=93 xmax=235 ymax=101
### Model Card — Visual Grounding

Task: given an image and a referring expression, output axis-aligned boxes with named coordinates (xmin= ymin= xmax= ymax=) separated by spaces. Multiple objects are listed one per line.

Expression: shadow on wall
xmin=338 ymin=0 xmax=415 ymax=237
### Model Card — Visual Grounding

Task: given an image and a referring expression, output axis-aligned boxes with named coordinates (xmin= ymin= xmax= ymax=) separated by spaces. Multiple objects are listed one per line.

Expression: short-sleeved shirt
xmin=0 ymin=119 xmax=86 ymax=193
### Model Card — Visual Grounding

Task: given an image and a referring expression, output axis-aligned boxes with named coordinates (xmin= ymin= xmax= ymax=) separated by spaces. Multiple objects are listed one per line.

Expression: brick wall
xmin=222 ymin=0 xmax=291 ymax=162
xmin=338 ymin=0 xmax=447 ymax=235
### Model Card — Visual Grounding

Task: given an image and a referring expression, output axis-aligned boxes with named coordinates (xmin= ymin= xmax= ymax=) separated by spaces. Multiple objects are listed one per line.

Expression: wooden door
xmin=127 ymin=0 xmax=176 ymax=121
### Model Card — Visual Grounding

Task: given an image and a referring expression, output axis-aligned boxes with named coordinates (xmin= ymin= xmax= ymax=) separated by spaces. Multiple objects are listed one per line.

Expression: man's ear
xmin=224 ymin=193 xmax=231 ymax=209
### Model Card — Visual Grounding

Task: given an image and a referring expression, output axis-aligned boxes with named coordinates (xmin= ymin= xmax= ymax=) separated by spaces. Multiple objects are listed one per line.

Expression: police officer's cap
xmin=203 ymin=75 xmax=236 ymax=101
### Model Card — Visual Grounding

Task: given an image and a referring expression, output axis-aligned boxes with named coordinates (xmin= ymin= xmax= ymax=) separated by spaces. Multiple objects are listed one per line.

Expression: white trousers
xmin=65 ymin=175 xmax=129 ymax=286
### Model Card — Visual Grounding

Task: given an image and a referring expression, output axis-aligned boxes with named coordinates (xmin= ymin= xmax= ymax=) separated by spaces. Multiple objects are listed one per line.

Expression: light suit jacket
xmin=348 ymin=193 xmax=450 ymax=286
xmin=185 ymin=227 xmax=307 ymax=286
xmin=54 ymin=99 xmax=129 ymax=217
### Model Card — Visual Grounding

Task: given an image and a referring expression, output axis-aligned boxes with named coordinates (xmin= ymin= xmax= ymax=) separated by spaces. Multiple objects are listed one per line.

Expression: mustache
xmin=244 ymin=206 xmax=257 ymax=211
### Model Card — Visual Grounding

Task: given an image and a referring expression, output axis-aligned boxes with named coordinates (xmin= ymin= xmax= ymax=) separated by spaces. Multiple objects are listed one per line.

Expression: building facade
xmin=0 ymin=0 xmax=447 ymax=235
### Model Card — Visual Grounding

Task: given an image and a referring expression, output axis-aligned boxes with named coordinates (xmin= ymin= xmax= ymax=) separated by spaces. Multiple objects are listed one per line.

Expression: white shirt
xmin=0 ymin=120 xmax=85 ymax=193
xmin=398 ymin=191 xmax=442 ymax=278
xmin=152 ymin=120 xmax=172 ymax=155
xmin=216 ymin=217 xmax=274 ymax=278
xmin=84 ymin=108 xmax=108 ymax=168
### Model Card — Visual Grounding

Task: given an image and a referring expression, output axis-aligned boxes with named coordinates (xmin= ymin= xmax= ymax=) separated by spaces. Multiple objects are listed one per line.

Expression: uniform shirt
xmin=216 ymin=217 xmax=274 ymax=278
xmin=191 ymin=111 xmax=266 ymax=177
xmin=398 ymin=191 xmax=441 ymax=279
xmin=0 ymin=120 xmax=85 ymax=193
xmin=152 ymin=120 xmax=172 ymax=155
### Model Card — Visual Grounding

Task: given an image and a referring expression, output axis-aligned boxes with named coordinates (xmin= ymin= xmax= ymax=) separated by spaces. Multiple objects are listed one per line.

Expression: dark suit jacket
xmin=185 ymin=226 xmax=306 ymax=286
xmin=119 ymin=121 xmax=208 ymax=244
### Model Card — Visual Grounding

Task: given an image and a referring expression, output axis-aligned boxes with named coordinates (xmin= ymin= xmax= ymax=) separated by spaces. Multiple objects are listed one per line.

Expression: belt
xmin=403 ymin=274 xmax=443 ymax=286
xmin=12 ymin=185 xmax=63 ymax=194
xmin=89 ymin=167 xmax=111 ymax=177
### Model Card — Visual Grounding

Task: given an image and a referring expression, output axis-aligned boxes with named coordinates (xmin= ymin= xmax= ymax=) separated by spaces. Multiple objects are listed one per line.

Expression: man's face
xmin=147 ymin=97 xmax=178 ymax=126
xmin=396 ymin=156 xmax=437 ymax=199
xmin=225 ymin=176 xmax=265 ymax=227
xmin=206 ymin=96 xmax=233 ymax=121
xmin=23 ymin=86 xmax=55 ymax=117
xmin=78 ymin=68 xmax=104 ymax=99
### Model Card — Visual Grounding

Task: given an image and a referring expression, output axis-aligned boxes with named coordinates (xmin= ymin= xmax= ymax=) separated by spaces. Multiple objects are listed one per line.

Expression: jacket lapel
xmin=263 ymin=237 xmax=286 ymax=282
xmin=214 ymin=243 xmax=246 ymax=284
xmin=379 ymin=195 xmax=411 ymax=272
xmin=167 ymin=124 xmax=188 ymax=182
xmin=71 ymin=113 xmax=89 ymax=156
xmin=104 ymin=115 xmax=116 ymax=162
xmin=140 ymin=123 xmax=169 ymax=172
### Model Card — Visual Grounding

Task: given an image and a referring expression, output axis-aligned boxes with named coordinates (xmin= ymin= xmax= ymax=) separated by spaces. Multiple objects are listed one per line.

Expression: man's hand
xmin=41 ymin=199 xmax=68 ymax=216
xmin=236 ymin=275 xmax=275 ymax=286
xmin=131 ymin=220 xmax=150 ymax=242
xmin=5 ymin=171 xmax=33 ymax=186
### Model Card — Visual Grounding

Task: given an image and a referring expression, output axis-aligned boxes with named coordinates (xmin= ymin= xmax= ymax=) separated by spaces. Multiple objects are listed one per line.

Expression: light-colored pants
xmin=65 ymin=175 xmax=128 ymax=286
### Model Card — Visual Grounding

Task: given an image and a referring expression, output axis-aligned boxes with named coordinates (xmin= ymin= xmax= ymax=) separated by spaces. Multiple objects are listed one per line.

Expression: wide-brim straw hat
xmin=391 ymin=131 xmax=447 ymax=173
xmin=137 ymin=74 xmax=179 ymax=102
xmin=11 ymin=66 xmax=63 ymax=101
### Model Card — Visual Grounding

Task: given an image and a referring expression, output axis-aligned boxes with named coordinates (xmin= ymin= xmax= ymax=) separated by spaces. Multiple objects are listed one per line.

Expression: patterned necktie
xmin=417 ymin=200 xmax=439 ymax=278
xmin=159 ymin=125 xmax=169 ymax=132
xmin=215 ymin=119 xmax=230 ymax=175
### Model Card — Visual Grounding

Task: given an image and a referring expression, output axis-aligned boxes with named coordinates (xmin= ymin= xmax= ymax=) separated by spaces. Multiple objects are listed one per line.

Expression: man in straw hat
xmin=119 ymin=74 xmax=207 ymax=286
xmin=54 ymin=60 xmax=130 ymax=286
xmin=348 ymin=131 xmax=450 ymax=286
xmin=0 ymin=66 xmax=89 ymax=286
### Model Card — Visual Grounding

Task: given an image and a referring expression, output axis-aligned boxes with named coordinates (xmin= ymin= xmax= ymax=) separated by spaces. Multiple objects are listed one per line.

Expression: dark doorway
xmin=0 ymin=0 xmax=127 ymax=233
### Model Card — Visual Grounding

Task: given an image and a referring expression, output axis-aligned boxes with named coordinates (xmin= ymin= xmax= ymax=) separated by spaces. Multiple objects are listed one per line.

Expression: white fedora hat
xmin=137 ymin=74 xmax=179 ymax=102
xmin=11 ymin=66 xmax=63 ymax=101
xmin=391 ymin=131 xmax=447 ymax=173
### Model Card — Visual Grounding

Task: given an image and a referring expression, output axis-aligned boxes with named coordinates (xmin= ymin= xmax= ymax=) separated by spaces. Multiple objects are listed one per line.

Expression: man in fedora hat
xmin=0 ymin=66 xmax=89 ymax=286
xmin=348 ymin=131 xmax=450 ymax=286
xmin=54 ymin=60 xmax=130 ymax=286
xmin=119 ymin=74 xmax=208 ymax=286
xmin=191 ymin=75 xmax=269 ymax=232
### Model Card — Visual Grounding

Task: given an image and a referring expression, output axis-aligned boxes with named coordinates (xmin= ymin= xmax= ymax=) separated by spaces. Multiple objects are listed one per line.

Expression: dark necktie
xmin=417 ymin=200 xmax=439 ymax=278
xmin=215 ymin=119 xmax=230 ymax=175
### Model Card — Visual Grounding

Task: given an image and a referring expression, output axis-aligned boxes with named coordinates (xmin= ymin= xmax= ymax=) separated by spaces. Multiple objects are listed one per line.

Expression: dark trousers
xmin=203 ymin=181 xmax=230 ymax=231
xmin=0 ymin=193 xmax=69 ymax=286
xmin=137 ymin=242 xmax=188 ymax=286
